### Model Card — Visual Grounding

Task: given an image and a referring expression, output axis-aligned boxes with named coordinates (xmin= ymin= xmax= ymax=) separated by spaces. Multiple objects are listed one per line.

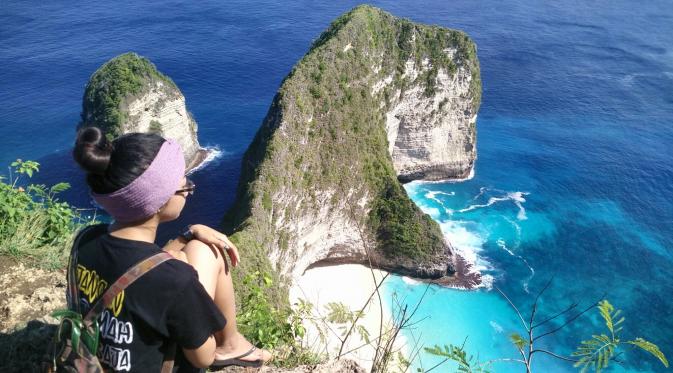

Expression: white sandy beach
xmin=289 ymin=264 xmax=408 ymax=371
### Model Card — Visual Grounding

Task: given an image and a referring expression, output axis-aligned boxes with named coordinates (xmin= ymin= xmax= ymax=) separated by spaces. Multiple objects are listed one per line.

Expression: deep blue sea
xmin=1 ymin=1 xmax=671 ymax=372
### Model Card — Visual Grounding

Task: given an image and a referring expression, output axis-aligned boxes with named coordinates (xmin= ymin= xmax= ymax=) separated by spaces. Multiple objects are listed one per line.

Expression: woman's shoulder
xmin=75 ymin=225 xmax=200 ymax=288
xmin=150 ymin=257 xmax=199 ymax=288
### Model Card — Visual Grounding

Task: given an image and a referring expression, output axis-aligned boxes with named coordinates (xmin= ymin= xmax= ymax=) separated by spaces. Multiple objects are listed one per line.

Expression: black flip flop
xmin=210 ymin=346 xmax=263 ymax=368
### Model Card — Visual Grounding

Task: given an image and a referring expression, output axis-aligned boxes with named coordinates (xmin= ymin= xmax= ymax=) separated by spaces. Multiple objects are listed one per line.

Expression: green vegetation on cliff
xmin=223 ymin=4 xmax=480 ymax=293
xmin=0 ymin=160 xmax=90 ymax=269
xmin=370 ymin=180 xmax=444 ymax=259
xmin=80 ymin=52 xmax=176 ymax=139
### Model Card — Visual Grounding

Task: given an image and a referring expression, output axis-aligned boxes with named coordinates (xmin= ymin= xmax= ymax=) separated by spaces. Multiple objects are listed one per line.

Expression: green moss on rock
xmin=80 ymin=52 xmax=176 ymax=136
xmin=149 ymin=119 xmax=163 ymax=134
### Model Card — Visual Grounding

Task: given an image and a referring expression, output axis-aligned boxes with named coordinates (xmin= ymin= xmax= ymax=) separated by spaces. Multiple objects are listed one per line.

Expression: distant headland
xmin=78 ymin=52 xmax=212 ymax=171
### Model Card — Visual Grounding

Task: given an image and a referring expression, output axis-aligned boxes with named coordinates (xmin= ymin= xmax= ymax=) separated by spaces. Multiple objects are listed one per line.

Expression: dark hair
xmin=73 ymin=127 xmax=166 ymax=194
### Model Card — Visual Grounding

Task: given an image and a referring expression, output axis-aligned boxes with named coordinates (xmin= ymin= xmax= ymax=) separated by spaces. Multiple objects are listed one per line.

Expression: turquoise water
xmin=384 ymin=279 xmax=569 ymax=372
xmin=384 ymin=114 xmax=672 ymax=372
xmin=1 ymin=1 xmax=672 ymax=371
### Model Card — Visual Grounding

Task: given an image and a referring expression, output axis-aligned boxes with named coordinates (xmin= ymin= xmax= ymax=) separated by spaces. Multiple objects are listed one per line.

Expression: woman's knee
xmin=183 ymin=239 xmax=224 ymax=273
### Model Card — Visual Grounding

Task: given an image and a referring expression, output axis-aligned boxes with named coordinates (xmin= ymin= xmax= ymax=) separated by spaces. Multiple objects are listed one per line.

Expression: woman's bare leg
xmin=183 ymin=240 xmax=271 ymax=362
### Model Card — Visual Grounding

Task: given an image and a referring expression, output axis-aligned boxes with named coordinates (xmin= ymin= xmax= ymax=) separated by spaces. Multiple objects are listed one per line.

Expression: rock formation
xmin=223 ymin=6 xmax=481 ymax=288
xmin=79 ymin=52 xmax=209 ymax=171
xmin=388 ymin=54 xmax=479 ymax=182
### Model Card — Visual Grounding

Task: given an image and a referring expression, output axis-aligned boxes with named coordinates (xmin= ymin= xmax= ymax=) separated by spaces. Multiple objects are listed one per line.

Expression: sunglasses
xmin=175 ymin=178 xmax=196 ymax=195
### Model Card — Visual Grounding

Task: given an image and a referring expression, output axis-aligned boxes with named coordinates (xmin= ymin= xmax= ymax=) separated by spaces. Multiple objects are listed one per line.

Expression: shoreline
xmin=186 ymin=146 xmax=222 ymax=174
xmin=402 ymin=165 xmax=487 ymax=290
xmin=404 ymin=166 xmax=476 ymax=186
xmin=431 ymin=252 xmax=484 ymax=289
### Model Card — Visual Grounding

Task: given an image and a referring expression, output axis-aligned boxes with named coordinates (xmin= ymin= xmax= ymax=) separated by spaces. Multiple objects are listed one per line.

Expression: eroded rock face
xmin=80 ymin=53 xmax=207 ymax=170
xmin=121 ymin=80 xmax=204 ymax=170
xmin=223 ymin=5 xmax=481 ymax=287
xmin=386 ymin=58 xmax=478 ymax=182
xmin=0 ymin=262 xmax=64 ymax=333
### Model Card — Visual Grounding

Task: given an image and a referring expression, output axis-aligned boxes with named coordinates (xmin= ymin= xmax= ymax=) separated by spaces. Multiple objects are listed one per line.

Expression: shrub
xmin=369 ymin=178 xmax=444 ymax=259
xmin=237 ymin=271 xmax=322 ymax=367
xmin=0 ymin=160 xmax=93 ymax=268
xmin=149 ymin=120 xmax=163 ymax=134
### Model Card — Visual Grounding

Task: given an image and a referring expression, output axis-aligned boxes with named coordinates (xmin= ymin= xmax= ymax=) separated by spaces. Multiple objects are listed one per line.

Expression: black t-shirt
xmin=75 ymin=227 xmax=226 ymax=372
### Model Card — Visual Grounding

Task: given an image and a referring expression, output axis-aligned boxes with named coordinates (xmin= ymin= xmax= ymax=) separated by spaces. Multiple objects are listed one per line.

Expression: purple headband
xmin=92 ymin=140 xmax=185 ymax=223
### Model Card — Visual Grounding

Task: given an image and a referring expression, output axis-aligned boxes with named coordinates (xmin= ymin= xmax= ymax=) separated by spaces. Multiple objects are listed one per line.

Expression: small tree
xmin=423 ymin=280 xmax=668 ymax=373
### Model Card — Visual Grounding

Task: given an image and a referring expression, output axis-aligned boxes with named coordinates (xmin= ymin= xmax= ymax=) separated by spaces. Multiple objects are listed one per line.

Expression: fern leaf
xmin=598 ymin=300 xmax=615 ymax=334
xmin=50 ymin=182 xmax=71 ymax=194
xmin=325 ymin=302 xmax=351 ymax=324
xmin=509 ymin=333 xmax=526 ymax=350
xmin=424 ymin=344 xmax=487 ymax=372
xmin=355 ymin=324 xmax=370 ymax=344
xmin=572 ymin=334 xmax=616 ymax=373
xmin=627 ymin=338 xmax=669 ymax=367
xmin=424 ymin=344 xmax=450 ymax=357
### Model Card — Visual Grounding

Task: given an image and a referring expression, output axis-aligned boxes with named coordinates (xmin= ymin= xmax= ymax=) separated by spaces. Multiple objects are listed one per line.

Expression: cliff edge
xmin=223 ymin=5 xmax=481 ymax=288
xmin=79 ymin=52 xmax=209 ymax=171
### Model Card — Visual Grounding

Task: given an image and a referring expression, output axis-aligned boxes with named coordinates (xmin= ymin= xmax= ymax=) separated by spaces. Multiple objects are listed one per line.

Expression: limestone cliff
xmin=79 ymin=52 xmax=208 ymax=170
xmin=223 ymin=6 xmax=481 ymax=288
xmin=388 ymin=53 xmax=479 ymax=182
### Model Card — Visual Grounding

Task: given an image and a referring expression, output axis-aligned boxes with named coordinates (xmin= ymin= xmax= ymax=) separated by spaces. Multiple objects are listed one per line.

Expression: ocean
xmin=1 ymin=1 xmax=671 ymax=372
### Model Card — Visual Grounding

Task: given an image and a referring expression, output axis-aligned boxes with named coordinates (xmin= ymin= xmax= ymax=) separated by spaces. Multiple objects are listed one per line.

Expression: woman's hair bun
xmin=73 ymin=126 xmax=114 ymax=175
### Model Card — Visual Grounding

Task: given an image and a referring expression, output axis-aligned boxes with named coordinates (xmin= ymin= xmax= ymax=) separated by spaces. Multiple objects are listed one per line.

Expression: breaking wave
xmin=187 ymin=146 xmax=225 ymax=174
xmin=424 ymin=190 xmax=455 ymax=215
xmin=459 ymin=190 xmax=529 ymax=221
xmin=408 ymin=185 xmax=535 ymax=291
xmin=439 ymin=220 xmax=494 ymax=289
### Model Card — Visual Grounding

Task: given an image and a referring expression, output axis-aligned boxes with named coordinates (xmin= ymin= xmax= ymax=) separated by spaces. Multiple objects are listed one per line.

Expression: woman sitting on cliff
xmin=72 ymin=126 xmax=271 ymax=372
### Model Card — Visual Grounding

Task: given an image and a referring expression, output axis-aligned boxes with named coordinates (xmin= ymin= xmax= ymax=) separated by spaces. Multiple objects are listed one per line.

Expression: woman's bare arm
xmin=182 ymin=336 xmax=217 ymax=368
xmin=162 ymin=236 xmax=189 ymax=262
xmin=161 ymin=224 xmax=240 ymax=267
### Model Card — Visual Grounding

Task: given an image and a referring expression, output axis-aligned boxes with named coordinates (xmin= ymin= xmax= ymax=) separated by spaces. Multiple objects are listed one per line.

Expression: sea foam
xmin=439 ymin=220 xmax=494 ymax=289
xmin=496 ymin=238 xmax=535 ymax=293
xmin=459 ymin=189 xmax=529 ymax=221
xmin=423 ymin=190 xmax=455 ymax=215
xmin=187 ymin=146 xmax=224 ymax=174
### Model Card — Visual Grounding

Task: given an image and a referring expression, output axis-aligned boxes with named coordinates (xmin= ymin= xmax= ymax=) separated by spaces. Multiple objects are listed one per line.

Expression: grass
xmin=0 ymin=212 xmax=78 ymax=270
xmin=0 ymin=160 xmax=94 ymax=269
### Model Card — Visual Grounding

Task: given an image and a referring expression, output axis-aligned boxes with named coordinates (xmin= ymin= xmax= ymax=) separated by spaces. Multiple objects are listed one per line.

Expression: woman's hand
xmin=189 ymin=224 xmax=240 ymax=268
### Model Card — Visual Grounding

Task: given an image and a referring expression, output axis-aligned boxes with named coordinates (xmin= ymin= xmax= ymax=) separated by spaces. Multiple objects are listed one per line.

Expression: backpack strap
xmin=83 ymin=251 xmax=174 ymax=324
xmin=83 ymin=251 xmax=176 ymax=373
xmin=66 ymin=224 xmax=109 ymax=313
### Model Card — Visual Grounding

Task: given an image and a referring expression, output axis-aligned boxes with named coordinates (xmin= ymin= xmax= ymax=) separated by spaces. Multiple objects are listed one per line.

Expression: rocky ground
xmin=0 ymin=256 xmax=66 ymax=372
xmin=0 ymin=256 xmax=364 ymax=373
xmin=218 ymin=360 xmax=364 ymax=373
